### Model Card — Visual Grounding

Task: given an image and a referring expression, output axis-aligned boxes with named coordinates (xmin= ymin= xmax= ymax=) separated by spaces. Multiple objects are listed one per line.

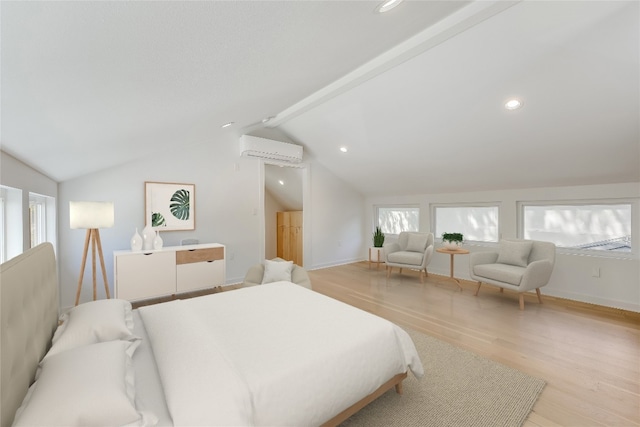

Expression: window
xmin=433 ymin=204 xmax=499 ymax=242
xmin=1 ymin=185 xmax=23 ymax=262
xmin=0 ymin=188 xmax=5 ymax=262
xmin=375 ymin=205 xmax=419 ymax=235
xmin=521 ymin=202 xmax=632 ymax=253
xmin=29 ymin=192 xmax=56 ymax=250
xmin=29 ymin=194 xmax=47 ymax=247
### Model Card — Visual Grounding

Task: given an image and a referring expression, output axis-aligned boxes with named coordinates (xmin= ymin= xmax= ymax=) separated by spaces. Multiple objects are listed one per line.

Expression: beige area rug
xmin=342 ymin=329 xmax=545 ymax=427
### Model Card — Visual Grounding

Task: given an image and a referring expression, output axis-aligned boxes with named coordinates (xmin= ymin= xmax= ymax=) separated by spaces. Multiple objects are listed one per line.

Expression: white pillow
xmin=406 ymin=233 xmax=428 ymax=252
xmin=46 ymin=299 xmax=138 ymax=359
xmin=13 ymin=340 xmax=155 ymax=427
xmin=496 ymin=240 xmax=533 ymax=267
xmin=261 ymin=259 xmax=294 ymax=284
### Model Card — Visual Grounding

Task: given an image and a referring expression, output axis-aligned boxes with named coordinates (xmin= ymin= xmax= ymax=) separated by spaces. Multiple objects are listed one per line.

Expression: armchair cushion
xmin=387 ymin=251 xmax=424 ymax=265
xmin=496 ymin=240 xmax=533 ymax=267
xmin=406 ymin=233 xmax=428 ymax=252
xmin=473 ymin=263 xmax=525 ymax=286
xmin=261 ymin=259 xmax=294 ymax=284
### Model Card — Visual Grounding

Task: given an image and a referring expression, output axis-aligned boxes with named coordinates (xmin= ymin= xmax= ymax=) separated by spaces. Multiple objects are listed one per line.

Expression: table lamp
xmin=70 ymin=201 xmax=114 ymax=305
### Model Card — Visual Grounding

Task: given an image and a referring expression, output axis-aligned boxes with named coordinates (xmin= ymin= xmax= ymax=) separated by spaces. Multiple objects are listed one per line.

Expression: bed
xmin=1 ymin=243 xmax=424 ymax=427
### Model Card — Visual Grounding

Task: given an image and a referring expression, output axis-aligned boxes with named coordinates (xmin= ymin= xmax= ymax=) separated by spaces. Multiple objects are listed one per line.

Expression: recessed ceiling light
xmin=504 ymin=99 xmax=523 ymax=110
xmin=221 ymin=122 xmax=234 ymax=128
xmin=375 ymin=0 xmax=403 ymax=13
xmin=340 ymin=147 xmax=348 ymax=153
xmin=278 ymin=180 xmax=284 ymax=185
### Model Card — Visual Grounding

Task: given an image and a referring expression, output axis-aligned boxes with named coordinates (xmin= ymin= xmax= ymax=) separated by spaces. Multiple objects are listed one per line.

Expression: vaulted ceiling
xmin=2 ymin=1 xmax=638 ymax=196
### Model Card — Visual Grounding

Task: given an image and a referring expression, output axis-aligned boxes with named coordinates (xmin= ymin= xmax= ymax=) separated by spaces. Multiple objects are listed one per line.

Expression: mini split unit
xmin=239 ymin=135 xmax=303 ymax=163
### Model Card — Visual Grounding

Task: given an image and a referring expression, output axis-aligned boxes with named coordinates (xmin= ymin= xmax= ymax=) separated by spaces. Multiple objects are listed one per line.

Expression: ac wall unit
xmin=239 ymin=135 xmax=303 ymax=163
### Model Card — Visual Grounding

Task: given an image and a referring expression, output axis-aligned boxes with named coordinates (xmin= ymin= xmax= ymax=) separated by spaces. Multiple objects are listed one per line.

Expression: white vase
xmin=130 ymin=228 xmax=143 ymax=251
xmin=142 ymin=224 xmax=155 ymax=250
xmin=153 ymin=230 xmax=163 ymax=250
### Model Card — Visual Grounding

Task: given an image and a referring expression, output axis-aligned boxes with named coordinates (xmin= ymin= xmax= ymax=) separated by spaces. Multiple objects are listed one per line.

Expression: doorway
xmin=260 ymin=162 xmax=309 ymax=267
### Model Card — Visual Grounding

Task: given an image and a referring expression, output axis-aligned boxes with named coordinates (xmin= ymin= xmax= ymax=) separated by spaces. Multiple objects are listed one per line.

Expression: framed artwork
xmin=145 ymin=181 xmax=195 ymax=231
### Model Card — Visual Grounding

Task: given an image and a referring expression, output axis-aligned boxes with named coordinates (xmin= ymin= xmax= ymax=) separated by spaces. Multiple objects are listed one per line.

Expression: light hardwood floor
xmin=307 ymin=262 xmax=640 ymax=427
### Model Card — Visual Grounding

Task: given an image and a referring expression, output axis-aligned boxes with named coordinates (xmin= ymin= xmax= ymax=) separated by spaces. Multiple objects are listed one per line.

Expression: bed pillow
xmin=406 ymin=233 xmax=428 ymax=252
xmin=496 ymin=240 xmax=533 ymax=267
xmin=46 ymin=299 xmax=138 ymax=359
xmin=262 ymin=259 xmax=294 ymax=284
xmin=13 ymin=340 xmax=155 ymax=427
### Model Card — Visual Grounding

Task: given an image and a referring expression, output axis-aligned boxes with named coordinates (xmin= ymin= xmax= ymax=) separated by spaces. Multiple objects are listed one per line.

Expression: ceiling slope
xmin=1 ymin=0 xmax=467 ymax=182
xmin=278 ymin=0 xmax=640 ymax=196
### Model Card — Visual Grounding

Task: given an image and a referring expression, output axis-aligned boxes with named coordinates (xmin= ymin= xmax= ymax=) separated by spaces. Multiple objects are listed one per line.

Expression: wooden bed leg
xmin=519 ymin=294 xmax=525 ymax=310
xmin=474 ymin=282 xmax=481 ymax=296
xmin=395 ymin=381 xmax=404 ymax=395
xmin=536 ymin=288 xmax=543 ymax=304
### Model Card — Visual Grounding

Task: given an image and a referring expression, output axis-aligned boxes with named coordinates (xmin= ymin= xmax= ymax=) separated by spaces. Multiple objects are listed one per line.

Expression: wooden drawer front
xmin=176 ymin=260 xmax=224 ymax=292
xmin=176 ymin=247 xmax=224 ymax=265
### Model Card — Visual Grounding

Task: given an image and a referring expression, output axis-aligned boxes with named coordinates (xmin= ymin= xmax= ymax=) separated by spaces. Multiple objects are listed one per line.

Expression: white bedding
xmin=138 ymin=282 xmax=423 ymax=426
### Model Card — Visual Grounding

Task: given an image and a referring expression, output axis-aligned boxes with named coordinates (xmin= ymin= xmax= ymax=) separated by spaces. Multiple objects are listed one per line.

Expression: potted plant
xmin=373 ymin=226 xmax=385 ymax=248
xmin=441 ymin=232 xmax=464 ymax=249
xmin=370 ymin=226 xmax=386 ymax=265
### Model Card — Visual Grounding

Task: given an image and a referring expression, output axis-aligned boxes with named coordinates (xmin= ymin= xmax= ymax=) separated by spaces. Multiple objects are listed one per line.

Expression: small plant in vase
xmin=373 ymin=226 xmax=385 ymax=248
xmin=441 ymin=232 xmax=464 ymax=249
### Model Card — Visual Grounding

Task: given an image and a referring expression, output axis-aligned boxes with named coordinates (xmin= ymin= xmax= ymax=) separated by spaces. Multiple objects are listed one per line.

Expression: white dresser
xmin=114 ymin=243 xmax=225 ymax=301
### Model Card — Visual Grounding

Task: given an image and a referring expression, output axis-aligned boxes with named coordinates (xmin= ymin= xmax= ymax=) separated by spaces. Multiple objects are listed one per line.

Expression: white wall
xmin=0 ymin=151 xmax=58 ymax=259
xmin=366 ymin=182 xmax=640 ymax=312
xmin=57 ymin=137 xmax=365 ymax=308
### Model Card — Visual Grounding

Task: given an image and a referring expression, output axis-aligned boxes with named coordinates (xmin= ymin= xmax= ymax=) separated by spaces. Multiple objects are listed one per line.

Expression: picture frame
xmin=145 ymin=181 xmax=195 ymax=231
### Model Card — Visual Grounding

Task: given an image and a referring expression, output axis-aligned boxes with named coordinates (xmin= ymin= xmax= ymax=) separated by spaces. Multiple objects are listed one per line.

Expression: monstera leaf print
xmin=151 ymin=212 xmax=166 ymax=227
xmin=170 ymin=189 xmax=190 ymax=220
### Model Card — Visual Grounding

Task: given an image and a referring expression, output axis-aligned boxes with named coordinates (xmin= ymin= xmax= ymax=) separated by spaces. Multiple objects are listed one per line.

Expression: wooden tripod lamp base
xmin=74 ymin=228 xmax=111 ymax=306
xmin=70 ymin=201 xmax=114 ymax=306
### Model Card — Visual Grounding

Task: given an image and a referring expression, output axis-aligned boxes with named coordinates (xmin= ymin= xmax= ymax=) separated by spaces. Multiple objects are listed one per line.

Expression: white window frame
xmin=518 ymin=199 xmax=637 ymax=258
xmin=0 ymin=188 xmax=6 ymax=263
xmin=374 ymin=204 xmax=420 ymax=237
xmin=431 ymin=203 xmax=500 ymax=244
xmin=28 ymin=192 xmax=56 ymax=250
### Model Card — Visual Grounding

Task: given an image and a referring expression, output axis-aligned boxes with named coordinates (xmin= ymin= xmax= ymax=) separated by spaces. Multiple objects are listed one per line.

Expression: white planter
xmin=370 ymin=247 xmax=384 ymax=262
xmin=443 ymin=241 xmax=462 ymax=250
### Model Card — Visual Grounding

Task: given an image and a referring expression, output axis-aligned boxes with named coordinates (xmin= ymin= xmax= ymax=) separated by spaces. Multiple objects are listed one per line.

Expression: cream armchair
xmin=469 ymin=239 xmax=556 ymax=310
xmin=385 ymin=232 xmax=435 ymax=283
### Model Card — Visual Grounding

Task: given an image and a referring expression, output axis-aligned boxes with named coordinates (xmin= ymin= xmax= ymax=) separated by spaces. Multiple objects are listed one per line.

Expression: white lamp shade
xmin=69 ymin=201 xmax=114 ymax=229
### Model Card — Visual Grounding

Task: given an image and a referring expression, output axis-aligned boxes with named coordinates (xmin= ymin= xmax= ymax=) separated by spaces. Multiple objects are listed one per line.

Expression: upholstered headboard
xmin=1 ymin=243 xmax=59 ymax=427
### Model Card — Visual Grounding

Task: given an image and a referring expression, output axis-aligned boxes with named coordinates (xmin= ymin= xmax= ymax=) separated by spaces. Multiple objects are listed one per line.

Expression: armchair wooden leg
xmin=500 ymin=288 xmax=504 ymax=293
xmin=536 ymin=288 xmax=543 ymax=304
xmin=474 ymin=282 xmax=482 ymax=296
xmin=420 ymin=270 xmax=424 ymax=283
xmin=399 ymin=268 xmax=403 ymax=274
xmin=519 ymin=294 xmax=525 ymax=310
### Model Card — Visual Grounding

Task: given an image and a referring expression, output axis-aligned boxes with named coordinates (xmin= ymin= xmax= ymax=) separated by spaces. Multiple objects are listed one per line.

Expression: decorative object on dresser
xmin=441 ymin=232 xmax=464 ymax=249
xmin=113 ymin=243 xmax=225 ymax=301
xmin=130 ymin=228 xmax=143 ymax=251
xmin=153 ymin=230 xmax=163 ymax=250
xmin=69 ymin=201 xmax=114 ymax=305
xmin=141 ymin=223 xmax=155 ymax=250
xmin=144 ymin=181 xmax=195 ymax=231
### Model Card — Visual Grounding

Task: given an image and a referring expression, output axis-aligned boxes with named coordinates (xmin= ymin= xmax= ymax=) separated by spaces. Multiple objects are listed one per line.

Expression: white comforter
xmin=138 ymin=282 xmax=423 ymax=426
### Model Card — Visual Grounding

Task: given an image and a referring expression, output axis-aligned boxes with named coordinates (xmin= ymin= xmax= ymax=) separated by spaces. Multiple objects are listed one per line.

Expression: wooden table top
xmin=436 ymin=247 xmax=470 ymax=255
